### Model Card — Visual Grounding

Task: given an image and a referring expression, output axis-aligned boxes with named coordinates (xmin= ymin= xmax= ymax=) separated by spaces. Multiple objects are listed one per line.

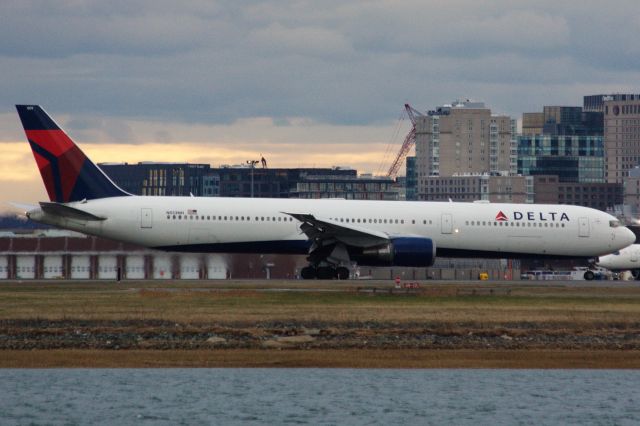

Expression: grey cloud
xmin=1 ymin=0 xmax=639 ymax=129
xmin=0 ymin=1 xmax=232 ymax=58
xmin=248 ymin=23 xmax=353 ymax=57
xmin=65 ymin=116 xmax=133 ymax=143
xmin=347 ymin=6 xmax=570 ymax=58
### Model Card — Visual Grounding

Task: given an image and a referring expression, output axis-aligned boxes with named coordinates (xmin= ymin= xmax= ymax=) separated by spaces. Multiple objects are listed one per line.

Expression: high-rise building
xmin=522 ymin=112 xmax=544 ymax=135
xmin=542 ymin=106 xmax=582 ymax=135
xmin=522 ymin=105 xmax=603 ymax=137
xmin=414 ymin=100 xmax=516 ymax=200
xmin=584 ymin=94 xmax=640 ymax=112
xmin=405 ymin=156 xmax=417 ymax=201
xmin=516 ymin=101 xmax=616 ymax=211
xmin=517 ymin=134 xmax=605 ymax=183
xmin=601 ymin=94 xmax=640 ymax=183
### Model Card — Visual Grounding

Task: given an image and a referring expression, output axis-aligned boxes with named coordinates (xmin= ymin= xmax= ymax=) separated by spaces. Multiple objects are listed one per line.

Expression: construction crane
xmin=386 ymin=103 xmax=424 ymax=178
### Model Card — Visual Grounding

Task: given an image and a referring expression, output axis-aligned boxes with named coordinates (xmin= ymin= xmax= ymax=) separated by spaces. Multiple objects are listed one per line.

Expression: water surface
xmin=1 ymin=369 xmax=639 ymax=425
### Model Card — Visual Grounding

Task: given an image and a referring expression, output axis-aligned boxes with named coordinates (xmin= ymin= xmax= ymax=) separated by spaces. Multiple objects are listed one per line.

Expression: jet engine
xmin=352 ymin=237 xmax=436 ymax=267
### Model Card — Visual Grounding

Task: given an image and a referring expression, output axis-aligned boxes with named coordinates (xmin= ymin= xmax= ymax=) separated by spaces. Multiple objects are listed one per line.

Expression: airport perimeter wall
xmin=0 ymin=231 xmax=520 ymax=281
xmin=0 ymin=252 xmax=520 ymax=281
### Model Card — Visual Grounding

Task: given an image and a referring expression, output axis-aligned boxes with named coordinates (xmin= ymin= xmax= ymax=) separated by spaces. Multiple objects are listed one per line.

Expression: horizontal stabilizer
xmin=7 ymin=202 xmax=38 ymax=215
xmin=39 ymin=202 xmax=106 ymax=221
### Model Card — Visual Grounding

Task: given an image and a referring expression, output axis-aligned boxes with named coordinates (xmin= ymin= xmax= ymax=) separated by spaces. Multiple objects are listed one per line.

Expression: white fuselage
xmin=597 ymin=244 xmax=640 ymax=270
xmin=29 ymin=196 xmax=636 ymax=259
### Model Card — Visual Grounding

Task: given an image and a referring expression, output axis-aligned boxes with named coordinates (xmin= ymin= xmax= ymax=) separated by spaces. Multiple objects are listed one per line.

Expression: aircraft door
xmin=441 ymin=214 xmax=453 ymax=234
xmin=578 ymin=217 xmax=589 ymax=237
xmin=141 ymin=208 xmax=153 ymax=229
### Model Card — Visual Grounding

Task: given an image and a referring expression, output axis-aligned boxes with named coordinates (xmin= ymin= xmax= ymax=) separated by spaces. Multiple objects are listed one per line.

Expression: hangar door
xmin=0 ymin=256 xmax=8 ymax=279
xmin=153 ymin=255 xmax=173 ymax=279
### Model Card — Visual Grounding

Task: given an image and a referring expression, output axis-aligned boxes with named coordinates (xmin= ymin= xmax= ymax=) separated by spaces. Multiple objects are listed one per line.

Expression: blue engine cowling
xmin=353 ymin=237 xmax=436 ymax=267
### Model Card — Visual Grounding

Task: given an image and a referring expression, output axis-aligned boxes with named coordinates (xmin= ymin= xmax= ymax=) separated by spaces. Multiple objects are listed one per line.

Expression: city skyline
xmin=2 ymin=1 xmax=639 ymax=209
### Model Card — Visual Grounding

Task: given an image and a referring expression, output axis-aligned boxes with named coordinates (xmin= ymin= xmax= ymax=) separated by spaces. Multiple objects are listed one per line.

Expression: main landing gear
xmin=300 ymin=265 xmax=350 ymax=280
xmin=300 ymin=241 xmax=352 ymax=280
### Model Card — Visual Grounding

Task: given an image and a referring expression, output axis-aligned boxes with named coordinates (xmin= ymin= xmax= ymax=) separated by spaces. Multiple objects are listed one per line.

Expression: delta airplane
xmin=597 ymin=244 xmax=640 ymax=279
xmin=15 ymin=105 xmax=636 ymax=279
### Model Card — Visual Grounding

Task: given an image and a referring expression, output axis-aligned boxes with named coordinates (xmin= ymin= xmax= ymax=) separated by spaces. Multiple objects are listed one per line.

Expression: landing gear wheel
xmin=584 ymin=270 xmax=595 ymax=281
xmin=301 ymin=266 xmax=317 ymax=280
xmin=336 ymin=267 xmax=350 ymax=280
xmin=316 ymin=266 xmax=336 ymax=280
xmin=632 ymin=270 xmax=640 ymax=280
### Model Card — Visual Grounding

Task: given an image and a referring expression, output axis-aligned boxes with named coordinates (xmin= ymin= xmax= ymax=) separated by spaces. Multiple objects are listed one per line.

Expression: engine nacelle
xmin=353 ymin=237 xmax=436 ymax=267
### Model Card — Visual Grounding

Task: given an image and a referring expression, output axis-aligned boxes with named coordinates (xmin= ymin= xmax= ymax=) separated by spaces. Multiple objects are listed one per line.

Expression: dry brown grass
xmin=1 ymin=281 xmax=640 ymax=324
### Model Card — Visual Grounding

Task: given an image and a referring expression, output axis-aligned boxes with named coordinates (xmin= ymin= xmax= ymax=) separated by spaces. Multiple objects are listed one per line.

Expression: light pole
xmin=246 ymin=160 xmax=258 ymax=197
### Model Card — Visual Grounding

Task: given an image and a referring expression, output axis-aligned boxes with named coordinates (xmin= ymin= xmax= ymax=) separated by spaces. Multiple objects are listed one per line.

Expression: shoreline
xmin=3 ymin=349 xmax=640 ymax=369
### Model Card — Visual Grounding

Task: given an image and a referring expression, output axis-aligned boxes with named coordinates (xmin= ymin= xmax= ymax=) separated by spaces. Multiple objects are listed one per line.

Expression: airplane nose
xmin=621 ymin=227 xmax=636 ymax=247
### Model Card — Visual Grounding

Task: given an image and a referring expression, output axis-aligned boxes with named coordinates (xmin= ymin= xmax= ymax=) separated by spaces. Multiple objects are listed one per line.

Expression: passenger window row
xmin=465 ymin=221 xmax=565 ymax=228
xmin=166 ymin=214 xmax=294 ymax=222
xmin=330 ymin=218 xmax=434 ymax=225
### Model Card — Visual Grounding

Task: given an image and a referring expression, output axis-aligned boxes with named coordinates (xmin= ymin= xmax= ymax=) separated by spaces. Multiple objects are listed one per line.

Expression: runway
xmin=4 ymin=277 xmax=638 ymax=289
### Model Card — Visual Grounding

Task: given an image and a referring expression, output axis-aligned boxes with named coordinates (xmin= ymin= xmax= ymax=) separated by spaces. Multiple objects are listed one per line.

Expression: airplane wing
xmin=284 ymin=212 xmax=390 ymax=248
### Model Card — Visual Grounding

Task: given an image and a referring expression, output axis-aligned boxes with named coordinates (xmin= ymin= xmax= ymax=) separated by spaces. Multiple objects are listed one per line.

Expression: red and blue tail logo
xmin=16 ymin=105 xmax=129 ymax=203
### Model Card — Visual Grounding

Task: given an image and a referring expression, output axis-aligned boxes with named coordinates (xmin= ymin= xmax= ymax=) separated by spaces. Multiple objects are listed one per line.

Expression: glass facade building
xmin=517 ymin=135 xmax=604 ymax=183
xmin=99 ymin=162 xmax=212 ymax=196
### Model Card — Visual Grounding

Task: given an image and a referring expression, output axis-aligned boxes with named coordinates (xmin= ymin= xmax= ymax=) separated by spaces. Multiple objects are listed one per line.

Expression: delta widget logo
xmin=495 ymin=211 xmax=508 ymax=221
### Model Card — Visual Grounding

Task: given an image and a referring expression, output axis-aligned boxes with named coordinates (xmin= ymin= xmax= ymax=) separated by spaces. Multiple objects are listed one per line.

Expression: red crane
xmin=386 ymin=103 xmax=424 ymax=178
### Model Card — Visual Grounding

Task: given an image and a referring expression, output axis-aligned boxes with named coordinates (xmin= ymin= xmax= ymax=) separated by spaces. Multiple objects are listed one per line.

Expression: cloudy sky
xmin=1 ymin=0 xmax=639 ymax=208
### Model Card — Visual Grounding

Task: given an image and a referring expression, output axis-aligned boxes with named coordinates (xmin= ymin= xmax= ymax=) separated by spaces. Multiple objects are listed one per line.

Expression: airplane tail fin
xmin=16 ymin=105 xmax=130 ymax=203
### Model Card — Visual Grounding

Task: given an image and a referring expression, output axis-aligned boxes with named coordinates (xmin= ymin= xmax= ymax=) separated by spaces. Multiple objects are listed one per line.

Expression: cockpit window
xmin=609 ymin=220 xmax=620 ymax=228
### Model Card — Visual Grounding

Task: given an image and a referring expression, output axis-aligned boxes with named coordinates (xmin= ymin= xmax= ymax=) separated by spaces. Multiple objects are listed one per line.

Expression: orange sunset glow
xmin=0 ymin=116 xmax=405 ymax=210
